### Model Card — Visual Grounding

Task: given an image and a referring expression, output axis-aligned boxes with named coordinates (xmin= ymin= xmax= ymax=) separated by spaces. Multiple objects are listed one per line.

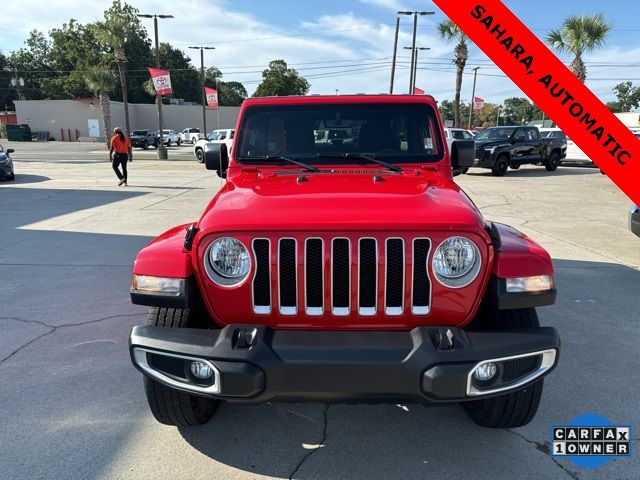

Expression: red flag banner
xmin=413 ymin=86 xmax=425 ymax=95
xmin=432 ymin=0 xmax=640 ymax=205
xmin=473 ymin=96 xmax=485 ymax=111
xmin=148 ymin=68 xmax=173 ymax=96
xmin=205 ymin=87 xmax=219 ymax=108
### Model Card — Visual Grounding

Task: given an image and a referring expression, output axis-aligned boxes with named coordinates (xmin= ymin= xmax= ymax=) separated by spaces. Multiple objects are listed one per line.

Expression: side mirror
xmin=6 ymin=148 xmax=14 ymax=154
xmin=204 ymin=142 xmax=229 ymax=178
xmin=451 ymin=140 xmax=474 ymax=176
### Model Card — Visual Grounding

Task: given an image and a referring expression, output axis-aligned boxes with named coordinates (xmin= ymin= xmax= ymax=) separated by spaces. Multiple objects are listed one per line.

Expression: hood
xmin=197 ymin=168 xmax=486 ymax=234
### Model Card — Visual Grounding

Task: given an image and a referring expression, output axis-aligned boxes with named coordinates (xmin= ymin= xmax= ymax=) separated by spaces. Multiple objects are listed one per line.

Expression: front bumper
xmin=130 ymin=324 xmax=560 ymax=403
xmin=0 ymin=161 xmax=12 ymax=176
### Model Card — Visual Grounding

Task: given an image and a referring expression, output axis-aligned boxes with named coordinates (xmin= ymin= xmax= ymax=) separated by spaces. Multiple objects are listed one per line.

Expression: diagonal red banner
xmin=433 ymin=0 xmax=640 ymax=206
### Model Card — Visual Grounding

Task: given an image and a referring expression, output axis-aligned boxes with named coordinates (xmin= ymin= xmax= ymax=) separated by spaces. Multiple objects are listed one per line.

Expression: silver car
xmin=0 ymin=144 xmax=15 ymax=181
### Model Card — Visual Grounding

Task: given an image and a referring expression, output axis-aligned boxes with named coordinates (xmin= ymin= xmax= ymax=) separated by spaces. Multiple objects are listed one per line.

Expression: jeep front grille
xmin=252 ymin=236 xmax=431 ymax=317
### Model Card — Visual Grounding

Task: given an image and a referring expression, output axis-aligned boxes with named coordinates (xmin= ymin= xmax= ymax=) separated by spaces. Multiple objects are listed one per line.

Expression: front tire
xmin=195 ymin=148 xmax=204 ymax=163
xmin=491 ymin=155 xmax=509 ymax=176
xmin=143 ymin=307 xmax=220 ymax=426
xmin=545 ymin=152 xmax=560 ymax=171
xmin=463 ymin=308 xmax=544 ymax=428
xmin=177 ymin=138 xmax=182 ymax=146
xmin=142 ymin=141 xmax=149 ymax=150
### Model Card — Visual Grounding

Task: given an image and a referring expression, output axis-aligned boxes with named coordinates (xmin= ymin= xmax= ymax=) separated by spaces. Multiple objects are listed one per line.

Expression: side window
xmin=514 ymin=129 xmax=526 ymax=142
xmin=452 ymin=131 xmax=464 ymax=140
xmin=462 ymin=131 xmax=473 ymax=139
xmin=528 ymin=128 xmax=539 ymax=140
xmin=219 ymin=132 xmax=227 ymax=140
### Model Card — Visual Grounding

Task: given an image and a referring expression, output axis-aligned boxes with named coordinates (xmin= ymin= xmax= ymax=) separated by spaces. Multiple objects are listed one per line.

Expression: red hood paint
xmin=197 ymin=168 xmax=486 ymax=234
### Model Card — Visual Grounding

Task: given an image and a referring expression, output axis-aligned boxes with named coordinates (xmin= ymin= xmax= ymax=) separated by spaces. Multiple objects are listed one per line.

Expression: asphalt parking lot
xmin=1 ymin=142 xmax=638 ymax=480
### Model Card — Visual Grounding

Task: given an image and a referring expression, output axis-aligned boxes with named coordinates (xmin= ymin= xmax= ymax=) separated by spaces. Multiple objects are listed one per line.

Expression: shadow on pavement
xmin=3 ymin=174 xmax=51 ymax=184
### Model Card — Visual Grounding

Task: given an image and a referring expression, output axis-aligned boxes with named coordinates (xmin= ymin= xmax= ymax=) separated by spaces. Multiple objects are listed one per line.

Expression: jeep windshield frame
xmin=234 ymin=103 xmax=444 ymax=167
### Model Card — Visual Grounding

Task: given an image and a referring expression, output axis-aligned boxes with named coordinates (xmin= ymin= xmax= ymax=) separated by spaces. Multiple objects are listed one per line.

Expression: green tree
xmin=253 ymin=60 xmax=310 ymax=97
xmin=474 ymin=102 xmax=500 ymax=128
xmin=438 ymin=99 xmax=469 ymax=128
xmin=605 ymin=82 xmax=640 ymax=112
xmin=205 ymin=67 xmax=247 ymax=106
xmin=501 ymin=97 xmax=541 ymax=125
xmin=96 ymin=0 xmax=153 ymax=133
xmin=85 ymin=67 xmax=117 ymax=144
xmin=157 ymin=42 xmax=200 ymax=102
xmin=437 ymin=20 xmax=468 ymax=128
xmin=546 ymin=13 xmax=612 ymax=82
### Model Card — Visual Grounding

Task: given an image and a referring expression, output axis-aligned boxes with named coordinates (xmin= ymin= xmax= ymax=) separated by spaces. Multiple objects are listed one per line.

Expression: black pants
xmin=112 ymin=153 xmax=128 ymax=181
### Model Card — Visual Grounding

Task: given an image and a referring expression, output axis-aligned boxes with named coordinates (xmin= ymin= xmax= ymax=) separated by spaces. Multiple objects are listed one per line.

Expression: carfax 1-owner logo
xmin=551 ymin=413 xmax=632 ymax=468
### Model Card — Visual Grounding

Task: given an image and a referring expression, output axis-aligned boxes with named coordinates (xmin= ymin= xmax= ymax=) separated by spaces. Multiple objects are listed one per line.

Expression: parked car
xmin=157 ymin=129 xmax=181 ymax=147
xmin=130 ymin=130 xmax=159 ymax=150
xmin=193 ymin=129 xmax=234 ymax=163
xmin=128 ymin=94 xmax=560 ymax=430
xmin=0 ymin=144 xmax=15 ymax=181
xmin=473 ymin=126 xmax=567 ymax=176
xmin=630 ymin=205 xmax=640 ymax=238
xmin=180 ymin=128 xmax=201 ymax=144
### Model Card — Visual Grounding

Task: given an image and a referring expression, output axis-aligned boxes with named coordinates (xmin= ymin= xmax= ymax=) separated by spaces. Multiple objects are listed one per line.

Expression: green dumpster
xmin=6 ymin=124 xmax=32 ymax=141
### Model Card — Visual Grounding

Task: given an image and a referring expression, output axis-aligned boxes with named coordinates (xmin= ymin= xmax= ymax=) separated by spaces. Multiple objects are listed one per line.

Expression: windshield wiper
xmin=316 ymin=153 xmax=402 ymax=172
xmin=237 ymin=155 xmax=319 ymax=172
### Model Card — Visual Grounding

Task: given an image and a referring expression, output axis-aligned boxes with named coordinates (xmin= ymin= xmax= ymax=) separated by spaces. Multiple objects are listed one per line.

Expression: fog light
xmin=190 ymin=361 xmax=214 ymax=380
xmin=473 ymin=362 xmax=497 ymax=381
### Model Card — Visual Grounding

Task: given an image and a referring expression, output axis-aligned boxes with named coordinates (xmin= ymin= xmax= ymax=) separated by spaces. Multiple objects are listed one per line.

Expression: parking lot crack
xmin=507 ymin=429 xmax=580 ymax=480
xmin=0 ymin=313 xmax=145 ymax=365
xmin=288 ymin=404 xmax=330 ymax=480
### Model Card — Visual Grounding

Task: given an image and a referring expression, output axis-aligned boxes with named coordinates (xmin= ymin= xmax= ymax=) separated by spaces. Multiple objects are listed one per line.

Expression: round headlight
xmin=206 ymin=237 xmax=250 ymax=285
xmin=432 ymin=236 xmax=480 ymax=288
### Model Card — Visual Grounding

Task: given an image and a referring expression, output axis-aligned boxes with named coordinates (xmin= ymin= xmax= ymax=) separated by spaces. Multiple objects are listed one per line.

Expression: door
xmin=88 ymin=119 xmax=100 ymax=138
xmin=525 ymin=128 xmax=544 ymax=162
xmin=511 ymin=128 xmax=528 ymax=163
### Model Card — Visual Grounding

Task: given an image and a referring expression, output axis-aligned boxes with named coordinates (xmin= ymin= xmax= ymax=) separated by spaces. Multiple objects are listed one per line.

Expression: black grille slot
xmin=412 ymin=239 xmax=430 ymax=312
xmin=279 ymin=239 xmax=297 ymax=311
xmin=305 ymin=239 xmax=323 ymax=311
xmin=332 ymin=239 xmax=350 ymax=312
xmin=252 ymin=239 xmax=271 ymax=311
xmin=385 ymin=239 xmax=404 ymax=312
xmin=147 ymin=353 xmax=186 ymax=379
xmin=501 ymin=356 xmax=542 ymax=382
xmin=359 ymin=239 xmax=377 ymax=311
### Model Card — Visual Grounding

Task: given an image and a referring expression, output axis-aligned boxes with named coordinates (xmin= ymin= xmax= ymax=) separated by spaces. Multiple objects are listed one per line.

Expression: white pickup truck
xmin=193 ymin=129 xmax=235 ymax=163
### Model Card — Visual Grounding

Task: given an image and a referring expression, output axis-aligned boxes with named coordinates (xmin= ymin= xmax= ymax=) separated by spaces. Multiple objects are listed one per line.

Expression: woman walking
xmin=109 ymin=127 xmax=132 ymax=186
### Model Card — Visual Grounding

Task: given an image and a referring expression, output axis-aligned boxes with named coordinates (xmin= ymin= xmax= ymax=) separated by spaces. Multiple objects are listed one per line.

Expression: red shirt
xmin=110 ymin=134 xmax=131 ymax=153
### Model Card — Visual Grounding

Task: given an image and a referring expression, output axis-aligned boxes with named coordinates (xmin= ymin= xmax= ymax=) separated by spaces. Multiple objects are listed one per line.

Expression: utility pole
xmin=189 ymin=46 xmax=215 ymax=138
xmin=496 ymin=105 xmax=501 ymax=126
xmin=138 ymin=13 xmax=173 ymax=160
xmin=403 ymin=46 xmax=430 ymax=93
xmin=389 ymin=15 xmax=401 ymax=94
xmin=468 ymin=67 xmax=480 ymax=129
xmin=403 ymin=11 xmax=434 ymax=93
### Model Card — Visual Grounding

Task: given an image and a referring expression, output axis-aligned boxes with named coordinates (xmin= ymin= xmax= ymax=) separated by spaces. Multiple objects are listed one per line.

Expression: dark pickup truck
xmin=130 ymin=129 xmax=160 ymax=150
xmin=472 ymin=126 xmax=566 ymax=176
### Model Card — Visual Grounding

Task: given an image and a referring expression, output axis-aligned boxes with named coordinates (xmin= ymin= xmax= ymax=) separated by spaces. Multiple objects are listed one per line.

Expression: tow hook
xmin=435 ymin=328 xmax=455 ymax=350
xmin=234 ymin=328 xmax=258 ymax=349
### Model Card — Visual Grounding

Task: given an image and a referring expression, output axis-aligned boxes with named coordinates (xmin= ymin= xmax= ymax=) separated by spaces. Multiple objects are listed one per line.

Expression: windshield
xmin=476 ymin=128 xmax=516 ymax=141
xmin=207 ymin=131 xmax=220 ymax=140
xmin=235 ymin=103 xmax=443 ymax=165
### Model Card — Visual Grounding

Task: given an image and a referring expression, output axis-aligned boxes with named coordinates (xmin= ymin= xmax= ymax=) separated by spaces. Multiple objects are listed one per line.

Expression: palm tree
xmin=546 ymin=13 xmax=612 ymax=83
xmin=143 ymin=78 xmax=161 ymax=115
xmin=438 ymin=19 xmax=468 ymax=128
xmin=85 ymin=67 xmax=116 ymax=145
xmin=96 ymin=9 xmax=131 ymax=135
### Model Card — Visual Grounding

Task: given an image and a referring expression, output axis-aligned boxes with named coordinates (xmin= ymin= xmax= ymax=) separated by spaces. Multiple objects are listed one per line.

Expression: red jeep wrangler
xmin=129 ymin=95 xmax=560 ymax=429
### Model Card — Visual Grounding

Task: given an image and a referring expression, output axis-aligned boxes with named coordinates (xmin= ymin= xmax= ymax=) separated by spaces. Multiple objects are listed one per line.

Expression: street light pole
xmin=403 ymin=46 xmax=430 ymax=93
xmin=189 ymin=46 xmax=215 ymax=139
xmin=405 ymin=11 xmax=434 ymax=93
xmin=138 ymin=13 xmax=173 ymax=160
xmin=389 ymin=15 xmax=401 ymax=94
xmin=496 ymin=105 xmax=501 ymax=126
xmin=468 ymin=66 xmax=480 ymax=129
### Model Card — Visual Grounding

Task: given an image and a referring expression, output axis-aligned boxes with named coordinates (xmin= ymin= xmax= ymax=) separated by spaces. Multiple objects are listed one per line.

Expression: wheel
xmin=153 ymin=141 xmax=159 ymax=149
xmin=142 ymin=141 xmax=149 ymax=150
xmin=509 ymin=163 xmax=520 ymax=170
xmin=463 ymin=308 xmax=544 ymax=428
xmin=167 ymin=140 xmax=171 ymax=147
xmin=461 ymin=168 xmax=469 ymax=174
xmin=195 ymin=148 xmax=204 ymax=163
xmin=491 ymin=155 xmax=509 ymax=176
xmin=545 ymin=152 xmax=560 ymax=171
xmin=143 ymin=307 xmax=220 ymax=426
xmin=7 ymin=171 xmax=15 ymax=181
xmin=177 ymin=138 xmax=182 ymax=146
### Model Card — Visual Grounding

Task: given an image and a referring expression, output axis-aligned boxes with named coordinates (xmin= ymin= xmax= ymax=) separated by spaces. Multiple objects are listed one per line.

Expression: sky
xmin=1 ymin=0 xmax=639 ymax=106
